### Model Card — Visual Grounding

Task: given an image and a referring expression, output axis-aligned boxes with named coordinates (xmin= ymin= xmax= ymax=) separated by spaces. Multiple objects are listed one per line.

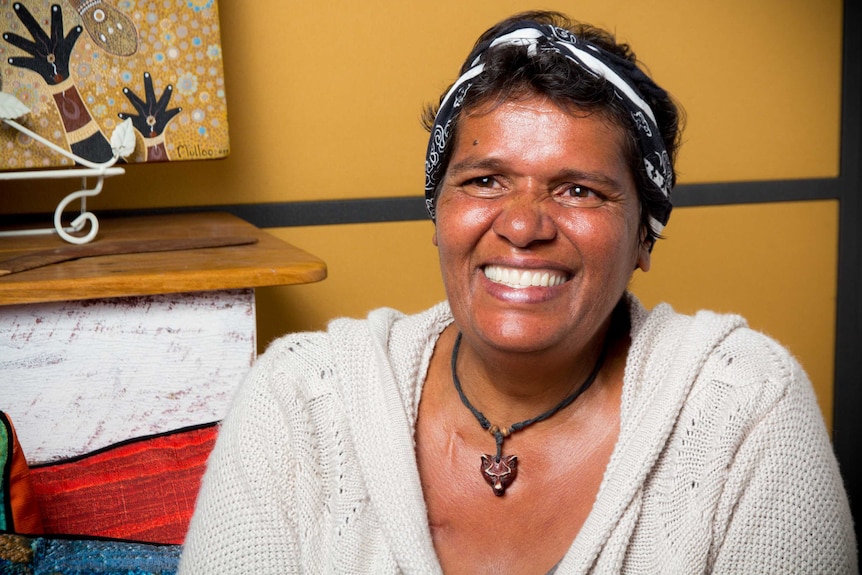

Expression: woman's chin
xmin=471 ymin=321 xmax=571 ymax=355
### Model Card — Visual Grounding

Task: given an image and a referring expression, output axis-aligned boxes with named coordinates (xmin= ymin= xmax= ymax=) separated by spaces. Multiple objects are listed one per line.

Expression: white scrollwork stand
xmin=0 ymin=91 xmax=135 ymax=245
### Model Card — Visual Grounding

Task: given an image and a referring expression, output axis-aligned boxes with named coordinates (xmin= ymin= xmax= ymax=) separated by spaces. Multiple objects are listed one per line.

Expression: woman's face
xmin=434 ymin=95 xmax=650 ymax=355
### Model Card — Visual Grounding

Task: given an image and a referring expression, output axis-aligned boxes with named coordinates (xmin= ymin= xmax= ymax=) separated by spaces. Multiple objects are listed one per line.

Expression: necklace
xmin=450 ymin=332 xmax=607 ymax=496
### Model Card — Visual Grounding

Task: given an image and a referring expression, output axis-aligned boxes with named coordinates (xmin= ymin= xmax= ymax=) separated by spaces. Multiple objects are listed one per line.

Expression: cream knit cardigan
xmin=180 ymin=297 xmax=857 ymax=574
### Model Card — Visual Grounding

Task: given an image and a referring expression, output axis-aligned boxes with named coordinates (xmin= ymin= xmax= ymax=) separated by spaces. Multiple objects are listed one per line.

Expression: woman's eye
xmin=466 ymin=176 xmax=497 ymax=188
xmin=568 ymin=185 xmax=595 ymax=198
xmin=556 ymin=184 xmax=604 ymax=206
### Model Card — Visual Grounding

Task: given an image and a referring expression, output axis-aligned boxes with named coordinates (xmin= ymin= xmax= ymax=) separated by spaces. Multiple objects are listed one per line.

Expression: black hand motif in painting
xmin=3 ymin=3 xmax=113 ymax=163
xmin=119 ymin=72 xmax=182 ymax=162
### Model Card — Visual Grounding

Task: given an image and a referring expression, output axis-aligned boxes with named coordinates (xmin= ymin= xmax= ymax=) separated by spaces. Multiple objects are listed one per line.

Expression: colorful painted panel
xmin=0 ymin=0 xmax=229 ymax=169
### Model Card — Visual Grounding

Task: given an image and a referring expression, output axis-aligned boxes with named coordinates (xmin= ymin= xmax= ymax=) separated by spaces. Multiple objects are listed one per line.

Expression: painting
xmin=0 ymin=0 xmax=229 ymax=170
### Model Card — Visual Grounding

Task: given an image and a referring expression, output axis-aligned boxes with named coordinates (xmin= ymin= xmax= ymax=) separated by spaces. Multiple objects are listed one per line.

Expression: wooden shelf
xmin=0 ymin=212 xmax=327 ymax=305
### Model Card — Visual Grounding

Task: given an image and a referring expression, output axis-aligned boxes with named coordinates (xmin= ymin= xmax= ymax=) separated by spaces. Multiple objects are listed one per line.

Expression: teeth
xmin=483 ymin=265 xmax=567 ymax=289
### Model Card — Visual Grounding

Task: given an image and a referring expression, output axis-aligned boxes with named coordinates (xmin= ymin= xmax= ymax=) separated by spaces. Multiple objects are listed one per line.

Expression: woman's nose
xmin=491 ymin=190 xmax=557 ymax=248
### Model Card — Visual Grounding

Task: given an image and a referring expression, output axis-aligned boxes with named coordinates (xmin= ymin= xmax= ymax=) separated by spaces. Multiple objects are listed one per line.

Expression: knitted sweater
xmin=179 ymin=297 xmax=857 ymax=574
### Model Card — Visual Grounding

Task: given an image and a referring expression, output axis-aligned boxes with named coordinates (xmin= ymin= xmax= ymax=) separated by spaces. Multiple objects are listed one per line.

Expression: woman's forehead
xmin=450 ymin=97 xmax=631 ymax=175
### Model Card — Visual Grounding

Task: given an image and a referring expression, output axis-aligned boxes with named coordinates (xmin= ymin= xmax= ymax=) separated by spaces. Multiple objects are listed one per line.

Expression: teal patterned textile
xmin=0 ymin=534 xmax=180 ymax=574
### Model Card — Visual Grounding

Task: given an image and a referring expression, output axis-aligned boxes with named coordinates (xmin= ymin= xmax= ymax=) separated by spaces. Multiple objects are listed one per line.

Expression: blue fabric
xmin=0 ymin=534 xmax=181 ymax=574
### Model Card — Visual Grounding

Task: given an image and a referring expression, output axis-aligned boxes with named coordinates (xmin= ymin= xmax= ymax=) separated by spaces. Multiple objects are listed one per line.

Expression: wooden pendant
xmin=481 ymin=454 xmax=518 ymax=496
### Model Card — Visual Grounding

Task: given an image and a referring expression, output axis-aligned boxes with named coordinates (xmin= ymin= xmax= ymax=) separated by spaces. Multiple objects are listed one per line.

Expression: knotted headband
xmin=424 ymin=22 xmax=674 ymax=234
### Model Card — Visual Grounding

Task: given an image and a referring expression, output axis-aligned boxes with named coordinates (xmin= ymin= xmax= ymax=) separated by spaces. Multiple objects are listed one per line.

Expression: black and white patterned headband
xmin=424 ymin=22 xmax=674 ymax=233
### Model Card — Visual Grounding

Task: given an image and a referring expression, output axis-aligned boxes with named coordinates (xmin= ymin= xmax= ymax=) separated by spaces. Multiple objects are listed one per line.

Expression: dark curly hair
xmin=422 ymin=11 xmax=684 ymax=245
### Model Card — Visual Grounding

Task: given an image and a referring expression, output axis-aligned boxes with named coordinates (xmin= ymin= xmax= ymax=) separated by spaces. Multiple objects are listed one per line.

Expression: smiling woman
xmin=178 ymin=11 xmax=857 ymax=575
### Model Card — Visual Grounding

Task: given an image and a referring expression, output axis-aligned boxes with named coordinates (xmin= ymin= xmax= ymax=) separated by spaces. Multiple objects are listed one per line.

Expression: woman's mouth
xmin=483 ymin=265 xmax=569 ymax=289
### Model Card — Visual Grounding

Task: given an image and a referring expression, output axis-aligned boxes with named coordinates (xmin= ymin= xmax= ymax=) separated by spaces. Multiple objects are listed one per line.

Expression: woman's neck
xmin=447 ymin=303 xmax=629 ymax=425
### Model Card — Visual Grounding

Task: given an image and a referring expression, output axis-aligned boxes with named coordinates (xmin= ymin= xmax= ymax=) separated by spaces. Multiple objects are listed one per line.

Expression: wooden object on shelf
xmin=0 ymin=212 xmax=327 ymax=304
xmin=0 ymin=234 xmax=258 ymax=276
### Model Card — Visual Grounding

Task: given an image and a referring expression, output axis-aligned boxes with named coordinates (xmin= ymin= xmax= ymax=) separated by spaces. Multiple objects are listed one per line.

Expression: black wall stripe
xmin=0 ymin=178 xmax=843 ymax=230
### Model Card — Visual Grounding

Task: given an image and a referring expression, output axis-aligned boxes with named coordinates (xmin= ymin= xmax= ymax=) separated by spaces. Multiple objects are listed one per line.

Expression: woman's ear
xmin=636 ymin=244 xmax=651 ymax=272
xmin=432 ymin=228 xmax=439 ymax=247
xmin=636 ymin=234 xmax=652 ymax=272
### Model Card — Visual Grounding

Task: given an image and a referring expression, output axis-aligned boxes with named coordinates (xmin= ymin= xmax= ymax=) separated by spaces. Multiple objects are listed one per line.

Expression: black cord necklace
xmin=451 ymin=332 xmax=607 ymax=496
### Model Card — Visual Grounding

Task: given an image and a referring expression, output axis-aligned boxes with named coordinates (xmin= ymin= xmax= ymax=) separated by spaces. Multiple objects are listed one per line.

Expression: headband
xmin=424 ymin=22 xmax=674 ymax=233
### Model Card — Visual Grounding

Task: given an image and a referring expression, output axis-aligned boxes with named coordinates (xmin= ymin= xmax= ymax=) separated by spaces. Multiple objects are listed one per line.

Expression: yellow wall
xmin=1 ymin=1 xmax=843 ymax=424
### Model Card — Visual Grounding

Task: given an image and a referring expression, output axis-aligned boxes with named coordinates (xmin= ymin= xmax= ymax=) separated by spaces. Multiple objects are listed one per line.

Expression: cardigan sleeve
xmin=708 ymin=353 xmax=857 ymax=574
xmin=179 ymin=343 xmax=302 ymax=575
xmin=179 ymin=326 xmax=406 ymax=574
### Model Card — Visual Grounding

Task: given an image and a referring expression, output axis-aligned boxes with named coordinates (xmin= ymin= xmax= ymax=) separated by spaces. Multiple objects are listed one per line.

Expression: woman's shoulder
xmin=250 ymin=302 xmax=452 ymax=403
xmin=262 ymin=302 xmax=449 ymax=358
xmin=629 ymin=295 xmax=816 ymax=428
xmin=221 ymin=304 xmax=451 ymax=457
xmin=614 ymin=299 xmax=853 ymax=574
xmin=253 ymin=329 xmax=336 ymax=402
xmin=632 ymin=295 xmax=795 ymax=370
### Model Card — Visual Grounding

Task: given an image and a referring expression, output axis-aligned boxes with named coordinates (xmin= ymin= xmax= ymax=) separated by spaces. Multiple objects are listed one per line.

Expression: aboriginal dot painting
xmin=0 ymin=0 xmax=229 ymax=169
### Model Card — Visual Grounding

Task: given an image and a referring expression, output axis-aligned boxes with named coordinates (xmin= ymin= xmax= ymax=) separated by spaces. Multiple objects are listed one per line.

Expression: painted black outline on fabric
xmin=27 ymin=421 xmax=219 ymax=469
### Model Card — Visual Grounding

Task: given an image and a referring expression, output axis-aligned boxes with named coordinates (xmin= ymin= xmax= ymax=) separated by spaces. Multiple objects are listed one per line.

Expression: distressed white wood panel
xmin=0 ymin=289 xmax=255 ymax=464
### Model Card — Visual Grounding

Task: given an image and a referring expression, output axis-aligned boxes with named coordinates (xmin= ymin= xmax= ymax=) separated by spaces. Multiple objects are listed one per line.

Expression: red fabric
xmin=29 ymin=425 xmax=217 ymax=544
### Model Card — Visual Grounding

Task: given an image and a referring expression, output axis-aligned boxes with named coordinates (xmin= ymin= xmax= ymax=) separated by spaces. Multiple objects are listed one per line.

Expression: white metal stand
xmin=1 ymin=91 xmax=135 ymax=245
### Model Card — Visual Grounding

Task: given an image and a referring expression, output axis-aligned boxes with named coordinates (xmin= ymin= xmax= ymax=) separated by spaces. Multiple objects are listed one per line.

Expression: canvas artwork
xmin=0 ymin=0 xmax=229 ymax=170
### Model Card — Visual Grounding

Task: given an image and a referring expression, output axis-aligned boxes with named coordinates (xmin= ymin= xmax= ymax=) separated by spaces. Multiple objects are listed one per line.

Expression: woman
xmin=179 ymin=11 xmax=856 ymax=574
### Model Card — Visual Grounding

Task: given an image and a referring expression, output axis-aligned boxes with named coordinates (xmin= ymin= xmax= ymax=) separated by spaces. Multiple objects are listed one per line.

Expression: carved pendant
xmin=481 ymin=454 xmax=518 ymax=496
